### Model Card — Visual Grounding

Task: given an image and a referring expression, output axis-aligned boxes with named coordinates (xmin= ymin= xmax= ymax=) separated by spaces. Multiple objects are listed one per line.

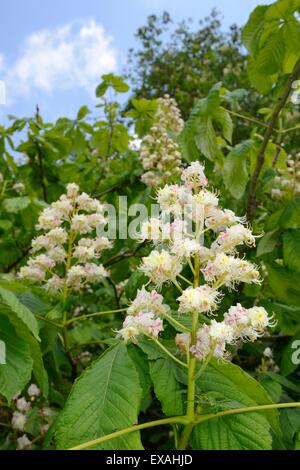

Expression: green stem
xmin=152 ymin=338 xmax=188 ymax=369
xmin=226 ymin=109 xmax=270 ymax=130
xmin=66 ymin=308 xmax=127 ymax=325
xmin=178 ymin=254 xmax=200 ymax=450
xmin=173 ymin=279 xmax=183 ymax=293
xmin=195 ymin=401 xmax=300 ymax=425
xmin=68 ymin=416 xmax=189 ymax=450
xmin=178 ymin=273 xmax=193 ymax=286
xmin=35 ymin=314 xmax=62 ymax=328
xmin=194 ymin=346 xmax=215 ymax=381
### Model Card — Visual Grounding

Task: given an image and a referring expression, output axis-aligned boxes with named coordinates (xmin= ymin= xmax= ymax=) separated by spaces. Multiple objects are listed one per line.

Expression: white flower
xmin=170 ymin=239 xmax=206 ymax=259
xmin=193 ymin=189 xmax=219 ymax=208
xmin=45 ymin=274 xmax=64 ymax=292
xmin=13 ymin=182 xmax=25 ymax=194
xmin=48 ymin=247 xmax=67 ymax=263
xmin=202 ymin=253 xmax=260 ymax=287
xmin=36 ymin=208 xmax=63 ymax=230
xmin=47 ymin=227 xmax=68 ymax=245
xmin=31 ymin=235 xmax=54 ymax=252
xmin=76 ymin=193 xmax=103 ymax=212
xmin=140 ymin=249 xmax=182 ymax=286
xmin=27 ymin=383 xmax=40 ymax=397
xmin=209 ymin=319 xmax=233 ymax=343
xmin=128 ymin=287 xmax=170 ymax=316
xmin=19 ymin=266 xmax=46 ymax=282
xmin=205 ymin=207 xmax=246 ymax=232
xmin=175 ymin=332 xmax=191 ymax=354
xmin=157 ymin=185 xmax=191 ymax=215
xmin=84 ymin=263 xmax=108 ymax=282
xmin=28 ymin=254 xmax=55 ymax=271
xmin=211 ymin=224 xmax=255 ymax=253
xmin=73 ymin=245 xmax=95 ymax=263
xmin=16 ymin=398 xmax=31 ymax=412
xmin=66 ymin=265 xmax=86 ymax=288
xmin=118 ymin=311 xmax=164 ymax=342
xmin=177 ymin=285 xmax=221 ymax=314
xmin=66 ymin=183 xmax=80 ymax=198
xmin=247 ymin=306 xmax=274 ymax=332
xmin=17 ymin=434 xmax=32 ymax=450
xmin=52 ymin=195 xmax=73 ymax=216
xmin=12 ymin=412 xmax=27 ymax=431
xmin=71 ymin=214 xmax=93 ymax=234
xmin=140 ymin=218 xmax=162 ymax=241
xmin=190 ymin=324 xmax=211 ymax=360
xmin=181 ymin=161 xmax=208 ymax=188
xmin=86 ymin=213 xmax=105 ymax=228
xmin=141 ymin=171 xmax=163 ymax=187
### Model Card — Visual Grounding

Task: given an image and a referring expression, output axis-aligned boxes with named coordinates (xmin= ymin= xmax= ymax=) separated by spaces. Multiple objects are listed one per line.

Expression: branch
xmin=103 ymin=241 xmax=146 ymax=267
xmin=247 ymin=59 xmax=300 ymax=221
xmin=68 ymin=415 xmax=188 ymax=450
xmin=195 ymin=401 xmax=300 ymax=425
xmin=35 ymin=140 xmax=48 ymax=203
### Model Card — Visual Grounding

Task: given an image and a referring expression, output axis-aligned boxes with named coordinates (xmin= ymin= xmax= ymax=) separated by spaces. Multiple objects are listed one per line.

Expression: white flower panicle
xmin=18 ymin=183 xmax=111 ymax=293
xmin=118 ymin=162 xmax=273 ymax=362
xmin=140 ymin=95 xmax=184 ymax=187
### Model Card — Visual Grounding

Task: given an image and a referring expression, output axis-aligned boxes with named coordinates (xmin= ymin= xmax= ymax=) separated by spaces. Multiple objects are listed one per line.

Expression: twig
xmin=247 ymin=59 xmax=300 ymax=221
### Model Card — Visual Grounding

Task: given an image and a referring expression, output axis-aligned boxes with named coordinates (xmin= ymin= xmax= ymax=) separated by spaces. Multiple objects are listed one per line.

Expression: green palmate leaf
xmin=191 ymin=359 xmax=280 ymax=450
xmin=149 ymin=357 xmax=185 ymax=416
xmin=247 ymin=58 xmax=277 ymax=94
xmin=0 ymin=315 xmax=33 ymax=401
xmin=55 ymin=342 xmax=143 ymax=450
xmin=214 ymin=107 xmax=233 ymax=143
xmin=280 ymin=198 xmax=300 ymax=229
xmin=284 ymin=19 xmax=300 ymax=55
xmin=242 ymin=5 xmax=268 ymax=55
xmin=266 ymin=263 xmax=300 ymax=305
xmin=256 ymin=30 xmax=285 ymax=75
xmin=194 ymin=116 xmax=218 ymax=161
xmin=281 ymin=331 xmax=300 ymax=376
xmin=256 ymin=230 xmax=278 ymax=257
xmin=223 ymin=140 xmax=254 ymax=199
xmin=283 ymin=230 xmax=300 ymax=273
xmin=127 ymin=344 xmax=152 ymax=412
xmin=0 ymin=286 xmax=40 ymax=341
xmin=280 ymin=408 xmax=300 ymax=448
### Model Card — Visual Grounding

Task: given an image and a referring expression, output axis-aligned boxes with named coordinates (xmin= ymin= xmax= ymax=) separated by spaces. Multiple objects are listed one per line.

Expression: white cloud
xmin=4 ymin=19 xmax=118 ymax=101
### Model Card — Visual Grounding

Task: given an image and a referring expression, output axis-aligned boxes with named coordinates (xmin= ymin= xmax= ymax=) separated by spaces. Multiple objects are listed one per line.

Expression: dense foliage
xmin=0 ymin=0 xmax=300 ymax=451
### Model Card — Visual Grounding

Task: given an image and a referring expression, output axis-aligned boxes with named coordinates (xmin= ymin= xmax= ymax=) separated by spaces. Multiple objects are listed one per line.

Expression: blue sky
xmin=0 ymin=0 xmax=272 ymax=123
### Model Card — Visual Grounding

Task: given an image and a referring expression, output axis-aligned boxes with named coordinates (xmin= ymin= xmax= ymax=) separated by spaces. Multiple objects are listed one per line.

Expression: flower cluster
xmin=11 ymin=384 xmax=56 ymax=450
xmin=140 ymin=95 xmax=184 ymax=187
xmin=271 ymin=153 xmax=300 ymax=200
xmin=118 ymin=161 xmax=274 ymax=363
xmin=118 ymin=287 xmax=168 ymax=342
xmin=19 ymin=183 xmax=111 ymax=293
xmin=188 ymin=304 xmax=275 ymax=361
